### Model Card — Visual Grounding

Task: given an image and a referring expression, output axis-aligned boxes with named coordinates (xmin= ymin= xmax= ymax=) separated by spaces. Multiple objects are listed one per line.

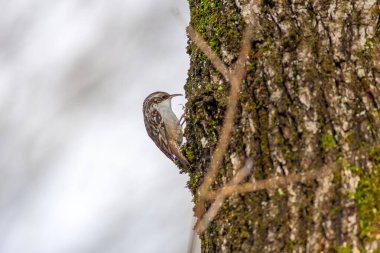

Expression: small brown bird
xmin=143 ymin=91 xmax=190 ymax=167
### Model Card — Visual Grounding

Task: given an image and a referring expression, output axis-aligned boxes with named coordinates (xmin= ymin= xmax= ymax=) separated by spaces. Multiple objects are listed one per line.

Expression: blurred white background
xmin=0 ymin=0 xmax=195 ymax=252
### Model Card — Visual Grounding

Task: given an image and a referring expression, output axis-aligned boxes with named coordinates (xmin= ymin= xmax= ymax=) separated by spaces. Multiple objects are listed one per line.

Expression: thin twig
xmin=231 ymin=27 xmax=254 ymax=78
xmin=191 ymin=24 xmax=254 ymax=218
xmin=194 ymin=158 xmax=253 ymax=234
xmin=186 ymin=26 xmax=231 ymax=81
xmin=205 ymin=163 xmax=336 ymax=200
xmin=187 ymin=218 xmax=198 ymax=253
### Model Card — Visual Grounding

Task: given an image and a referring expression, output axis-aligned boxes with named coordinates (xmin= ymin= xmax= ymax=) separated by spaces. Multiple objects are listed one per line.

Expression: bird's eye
xmin=162 ymin=94 xmax=169 ymax=99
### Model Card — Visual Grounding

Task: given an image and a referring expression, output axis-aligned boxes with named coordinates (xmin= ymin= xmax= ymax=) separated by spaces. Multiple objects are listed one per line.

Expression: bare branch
xmin=187 ymin=219 xmax=198 ymax=253
xmin=186 ymin=26 xmax=231 ymax=81
xmin=195 ymin=158 xmax=253 ymax=234
xmin=196 ymin=24 xmax=254 ymax=213
xmin=206 ymin=163 xmax=336 ymax=200
xmin=232 ymin=26 xmax=254 ymax=78
xmin=195 ymin=190 xmax=227 ymax=234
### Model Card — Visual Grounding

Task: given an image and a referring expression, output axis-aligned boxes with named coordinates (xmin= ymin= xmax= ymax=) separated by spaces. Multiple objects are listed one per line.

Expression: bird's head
xmin=143 ymin=91 xmax=182 ymax=109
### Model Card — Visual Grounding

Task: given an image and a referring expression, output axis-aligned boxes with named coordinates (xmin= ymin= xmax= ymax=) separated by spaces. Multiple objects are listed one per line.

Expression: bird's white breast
xmin=157 ymin=99 xmax=179 ymax=124
xmin=157 ymin=99 xmax=182 ymax=143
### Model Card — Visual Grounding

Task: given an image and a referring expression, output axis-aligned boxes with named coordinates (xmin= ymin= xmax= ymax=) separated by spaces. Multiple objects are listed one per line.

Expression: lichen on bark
xmin=183 ymin=0 xmax=380 ymax=252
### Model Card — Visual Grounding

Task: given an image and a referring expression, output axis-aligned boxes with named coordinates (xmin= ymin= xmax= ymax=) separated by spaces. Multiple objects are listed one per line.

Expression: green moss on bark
xmin=354 ymin=147 xmax=380 ymax=243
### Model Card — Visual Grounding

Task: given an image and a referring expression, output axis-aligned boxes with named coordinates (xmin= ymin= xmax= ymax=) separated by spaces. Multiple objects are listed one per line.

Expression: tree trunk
xmin=183 ymin=0 xmax=380 ymax=252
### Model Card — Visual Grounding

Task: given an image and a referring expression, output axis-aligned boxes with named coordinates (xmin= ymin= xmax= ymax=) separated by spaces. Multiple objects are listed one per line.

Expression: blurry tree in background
xmin=184 ymin=1 xmax=380 ymax=252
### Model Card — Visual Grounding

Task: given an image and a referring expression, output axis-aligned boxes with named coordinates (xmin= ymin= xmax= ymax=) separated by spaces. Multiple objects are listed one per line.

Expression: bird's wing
xmin=145 ymin=108 xmax=175 ymax=161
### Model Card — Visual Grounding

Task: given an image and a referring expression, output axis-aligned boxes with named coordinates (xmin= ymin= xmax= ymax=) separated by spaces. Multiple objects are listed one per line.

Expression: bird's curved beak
xmin=169 ymin=94 xmax=182 ymax=98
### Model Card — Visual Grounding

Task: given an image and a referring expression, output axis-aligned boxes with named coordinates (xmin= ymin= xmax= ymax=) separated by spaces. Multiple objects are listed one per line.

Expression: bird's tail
xmin=170 ymin=141 xmax=190 ymax=168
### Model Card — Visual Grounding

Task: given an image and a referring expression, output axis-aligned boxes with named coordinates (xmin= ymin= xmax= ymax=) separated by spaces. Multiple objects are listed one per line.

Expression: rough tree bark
xmin=182 ymin=0 xmax=380 ymax=252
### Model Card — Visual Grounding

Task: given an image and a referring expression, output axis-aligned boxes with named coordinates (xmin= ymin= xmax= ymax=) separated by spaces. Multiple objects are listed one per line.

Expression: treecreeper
xmin=143 ymin=91 xmax=189 ymax=167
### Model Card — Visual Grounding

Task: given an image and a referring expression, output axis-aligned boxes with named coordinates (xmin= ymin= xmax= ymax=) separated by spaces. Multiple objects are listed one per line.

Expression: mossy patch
xmin=321 ymin=133 xmax=336 ymax=151
xmin=188 ymin=0 xmax=243 ymax=55
xmin=353 ymin=146 xmax=380 ymax=243
xmin=334 ymin=245 xmax=352 ymax=253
